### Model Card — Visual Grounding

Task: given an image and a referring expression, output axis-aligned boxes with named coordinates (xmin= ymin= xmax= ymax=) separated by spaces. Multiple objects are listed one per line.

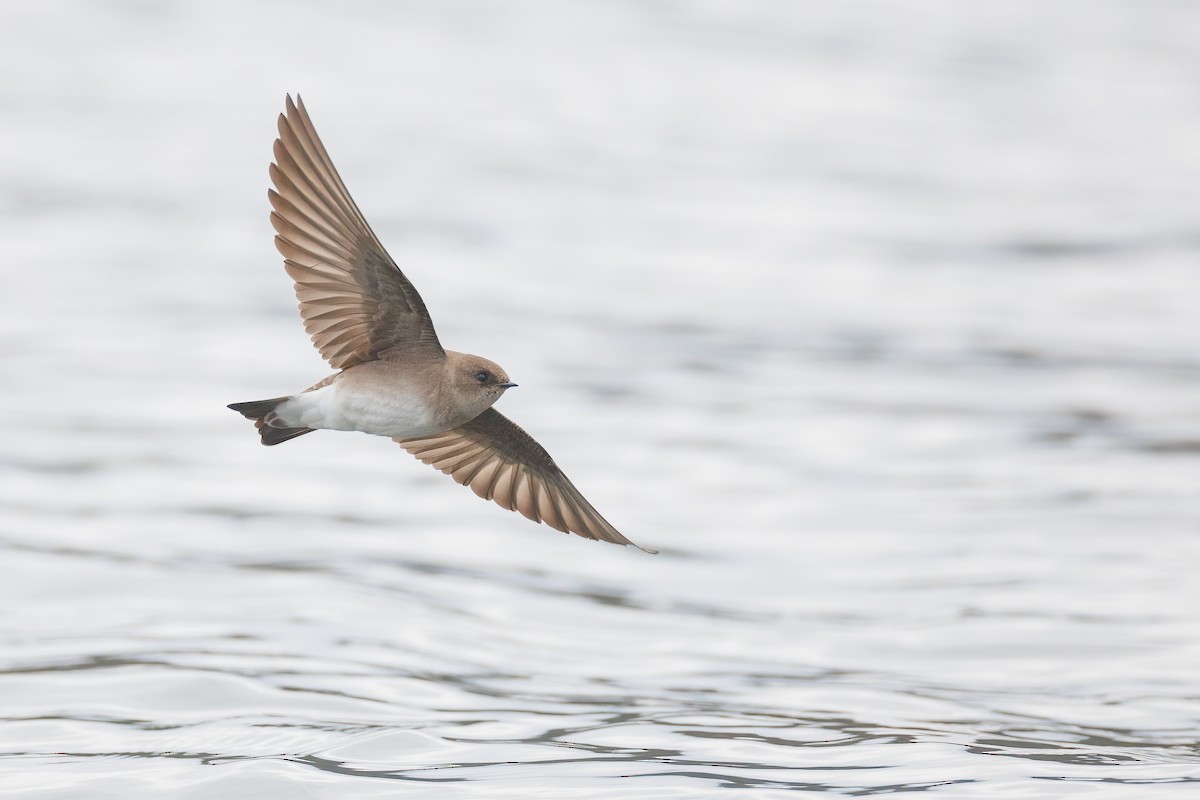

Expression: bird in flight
xmin=229 ymin=96 xmax=654 ymax=553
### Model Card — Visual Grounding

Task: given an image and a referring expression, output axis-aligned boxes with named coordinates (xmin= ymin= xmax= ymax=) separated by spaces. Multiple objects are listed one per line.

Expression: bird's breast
xmin=280 ymin=372 xmax=450 ymax=438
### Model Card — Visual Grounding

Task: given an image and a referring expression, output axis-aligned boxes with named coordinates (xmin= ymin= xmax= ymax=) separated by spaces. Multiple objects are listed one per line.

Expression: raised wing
xmin=395 ymin=408 xmax=655 ymax=553
xmin=270 ymin=95 xmax=443 ymax=369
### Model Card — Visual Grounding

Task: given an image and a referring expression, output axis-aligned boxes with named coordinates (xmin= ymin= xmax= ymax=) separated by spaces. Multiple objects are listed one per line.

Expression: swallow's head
xmin=447 ymin=352 xmax=516 ymax=418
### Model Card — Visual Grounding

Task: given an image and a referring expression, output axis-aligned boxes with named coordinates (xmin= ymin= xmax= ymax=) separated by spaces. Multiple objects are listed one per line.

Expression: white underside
xmin=274 ymin=383 xmax=441 ymax=438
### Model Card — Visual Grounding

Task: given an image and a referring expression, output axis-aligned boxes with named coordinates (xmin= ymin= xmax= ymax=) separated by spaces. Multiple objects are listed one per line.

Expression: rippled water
xmin=3 ymin=1 xmax=1200 ymax=797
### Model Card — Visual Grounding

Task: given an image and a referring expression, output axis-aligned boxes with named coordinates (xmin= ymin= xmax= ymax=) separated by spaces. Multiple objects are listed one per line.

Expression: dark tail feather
xmin=228 ymin=398 xmax=287 ymax=420
xmin=227 ymin=397 xmax=315 ymax=446
xmin=258 ymin=425 xmax=315 ymax=445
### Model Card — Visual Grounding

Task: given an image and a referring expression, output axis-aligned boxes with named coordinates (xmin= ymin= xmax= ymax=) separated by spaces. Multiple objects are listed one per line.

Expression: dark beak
xmin=499 ymin=382 xmax=518 ymax=389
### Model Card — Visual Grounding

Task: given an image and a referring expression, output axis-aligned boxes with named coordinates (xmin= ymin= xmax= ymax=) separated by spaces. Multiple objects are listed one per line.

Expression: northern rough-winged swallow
xmin=229 ymin=96 xmax=654 ymax=553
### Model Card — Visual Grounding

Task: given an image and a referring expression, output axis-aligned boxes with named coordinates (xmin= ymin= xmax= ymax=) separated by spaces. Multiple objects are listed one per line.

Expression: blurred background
xmin=1 ymin=1 xmax=1199 ymax=797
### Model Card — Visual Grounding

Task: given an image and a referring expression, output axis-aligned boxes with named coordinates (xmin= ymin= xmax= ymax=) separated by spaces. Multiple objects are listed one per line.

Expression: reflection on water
xmin=2 ymin=1 xmax=1200 ymax=797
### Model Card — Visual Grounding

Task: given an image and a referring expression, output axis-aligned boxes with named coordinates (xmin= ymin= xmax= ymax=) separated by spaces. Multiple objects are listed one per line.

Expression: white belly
xmin=276 ymin=382 xmax=441 ymax=438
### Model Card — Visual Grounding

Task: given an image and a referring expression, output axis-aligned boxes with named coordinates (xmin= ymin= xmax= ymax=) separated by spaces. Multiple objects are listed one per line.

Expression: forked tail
xmin=227 ymin=397 xmax=315 ymax=446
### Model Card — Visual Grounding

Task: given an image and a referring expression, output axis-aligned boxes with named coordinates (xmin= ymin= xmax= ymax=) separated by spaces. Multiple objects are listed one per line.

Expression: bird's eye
xmin=475 ymin=370 xmax=490 ymax=384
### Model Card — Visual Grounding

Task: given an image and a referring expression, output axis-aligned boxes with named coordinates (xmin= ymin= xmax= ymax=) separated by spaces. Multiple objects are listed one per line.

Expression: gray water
xmin=2 ymin=2 xmax=1199 ymax=797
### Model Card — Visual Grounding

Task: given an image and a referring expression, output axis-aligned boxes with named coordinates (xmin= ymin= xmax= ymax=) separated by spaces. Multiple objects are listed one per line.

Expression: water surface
xmin=1 ymin=2 xmax=1199 ymax=797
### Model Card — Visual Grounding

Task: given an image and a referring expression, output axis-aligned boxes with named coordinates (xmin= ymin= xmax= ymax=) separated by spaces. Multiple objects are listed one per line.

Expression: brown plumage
xmin=228 ymin=95 xmax=655 ymax=554
xmin=268 ymin=98 xmax=443 ymax=368
xmin=396 ymin=409 xmax=645 ymax=549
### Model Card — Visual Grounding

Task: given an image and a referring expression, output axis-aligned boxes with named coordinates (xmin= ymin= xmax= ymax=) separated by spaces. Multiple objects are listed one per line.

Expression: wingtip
xmin=279 ymin=95 xmax=302 ymax=136
xmin=283 ymin=93 xmax=308 ymax=121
